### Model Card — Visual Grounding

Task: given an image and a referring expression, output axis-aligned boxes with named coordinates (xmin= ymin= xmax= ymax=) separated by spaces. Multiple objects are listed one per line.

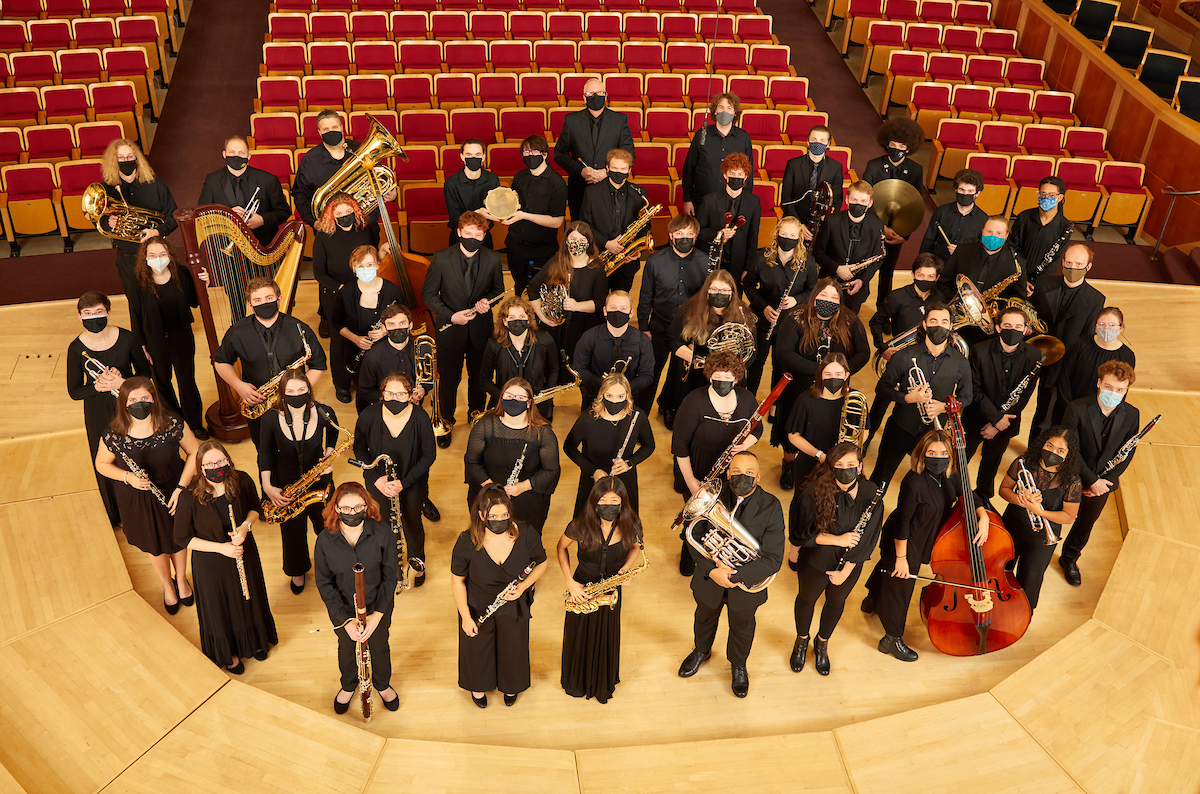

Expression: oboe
xmin=613 ymin=409 xmax=640 ymax=470
xmin=999 ymin=359 xmax=1043 ymax=414
xmin=507 ymin=442 xmax=528 ymax=487
xmin=477 ymin=561 xmax=538 ymax=628
xmin=227 ymin=504 xmax=251 ymax=601
xmin=116 ymin=449 xmax=170 ymax=508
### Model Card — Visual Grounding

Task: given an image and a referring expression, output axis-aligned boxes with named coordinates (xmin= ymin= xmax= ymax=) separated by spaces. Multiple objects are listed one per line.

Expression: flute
xmin=228 ymin=504 xmax=251 ymax=601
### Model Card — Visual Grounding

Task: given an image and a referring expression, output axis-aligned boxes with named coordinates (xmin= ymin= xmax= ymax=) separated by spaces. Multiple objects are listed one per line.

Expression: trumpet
xmin=682 ymin=480 xmax=775 ymax=593
xmin=1015 ymin=459 xmax=1055 ymax=545
xmin=260 ymin=415 xmax=354 ymax=524
xmin=838 ymin=389 xmax=869 ymax=447
xmin=564 ymin=542 xmax=649 ymax=614
xmin=81 ymin=350 xmax=120 ymax=396
xmin=81 ymin=183 xmax=164 ymax=243
xmin=413 ymin=326 xmax=452 ymax=438
xmin=683 ymin=321 xmax=756 ymax=380
xmin=241 ymin=329 xmax=312 ymax=420
xmin=601 ymin=198 xmax=660 ymax=276
xmin=222 ymin=186 xmax=262 ymax=256
xmin=908 ymin=357 xmax=942 ymax=429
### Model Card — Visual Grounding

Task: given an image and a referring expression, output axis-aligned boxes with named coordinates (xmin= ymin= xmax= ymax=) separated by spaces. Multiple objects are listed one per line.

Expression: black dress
xmin=561 ymin=526 xmax=630 ymax=703
xmin=563 ymin=409 xmax=655 ymax=516
xmin=67 ymin=330 xmax=150 ymax=526
xmin=527 ymin=263 xmax=607 ymax=382
xmin=451 ymin=522 xmax=547 ymax=694
xmin=742 ymin=250 xmax=819 ymax=392
xmin=173 ymin=471 xmax=277 ymax=667
xmin=1005 ymin=458 xmax=1082 ymax=609
xmin=464 ymin=415 xmax=560 ymax=533
xmin=671 ymin=386 xmax=760 ymax=496
xmin=102 ymin=416 xmax=186 ymax=556
xmin=1056 ymin=337 xmax=1136 ymax=407
xmin=785 ymin=391 xmax=855 ymax=527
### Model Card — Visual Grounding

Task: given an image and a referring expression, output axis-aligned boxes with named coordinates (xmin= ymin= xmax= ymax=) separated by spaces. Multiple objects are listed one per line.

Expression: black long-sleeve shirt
xmin=214 ymin=313 xmax=327 ymax=388
xmin=572 ymin=323 xmax=655 ymax=394
xmin=680 ymin=124 xmax=754 ymax=203
xmin=353 ymin=403 xmax=437 ymax=490
xmin=637 ymin=246 xmax=709 ymax=335
xmin=315 ymin=520 xmax=398 ymax=625
xmin=357 ymin=339 xmax=417 ymax=408
xmin=919 ymin=201 xmax=989 ymax=262
xmin=444 ymin=167 xmax=500 ymax=244
xmin=690 ymin=483 xmax=784 ymax=590
xmin=292 ymin=139 xmax=371 ymax=228
xmin=312 ymin=226 xmax=381 ymax=296
xmin=742 ymin=251 xmax=818 ymax=325
xmin=1009 ymin=207 xmax=1074 ymax=282
xmin=876 ymin=342 xmax=973 ymax=435
xmin=868 ymin=282 xmax=947 ymax=348
xmin=464 ymin=415 xmax=560 ymax=496
xmin=67 ymin=330 xmax=151 ymax=402
xmin=793 ymin=478 xmax=885 ymax=572
xmin=1056 ymin=337 xmax=1136 ymax=406
xmin=101 ymin=178 xmax=178 ymax=254
xmin=696 ymin=189 xmax=761 ymax=278
xmin=480 ymin=331 xmax=559 ymax=404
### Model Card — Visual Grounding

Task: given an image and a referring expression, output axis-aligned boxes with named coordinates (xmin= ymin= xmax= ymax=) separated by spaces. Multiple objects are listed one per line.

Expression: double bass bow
xmin=919 ymin=396 xmax=1031 ymax=656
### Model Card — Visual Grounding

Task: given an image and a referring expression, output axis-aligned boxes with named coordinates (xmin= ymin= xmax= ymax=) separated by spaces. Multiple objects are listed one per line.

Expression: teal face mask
xmin=981 ymin=234 xmax=1004 ymax=251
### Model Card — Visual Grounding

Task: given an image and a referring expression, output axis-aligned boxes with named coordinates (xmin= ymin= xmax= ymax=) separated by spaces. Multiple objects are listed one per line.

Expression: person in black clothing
xmin=481 ymin=296 xmax=559 ymax=419
xmin=919 ymin=169 xmax=988 ymax=264
xmin=312 ymin=193 xmax=382 ymax=339
xmin=558 ymin=477 xmax=645 ymax=703
xmin=554 ymin=77 xmax=638 ymax=220
xmin=128 ymin=238 xmax=207 ymax=437
xmin=421 ymin=211 xmax=505 ymax=444
xmin=451 ymin=486 xmax=549 ymax=708
xmin=445 ymin=138 xmax=500 ymax=249
xmin=354 ymin=372 xmax=437 ymax=585
xmin=1028 ymin=243 xmax=1106 ymax=441
xmin=789 ymin=442 xmax=883 ymax=675
xmin=1000 ymin=427 xmax=1082 ymax=609
xmin=697 ymin=152 xmax=762 ymax=283
xmin=681 ymin=92 xmax=754 ymax=217
xmin=813 ymin=180 xmax=886 ymax=314
xmin=315 ymin=482 xmax=400 ymax=714
xmin=964 ymin=306 xmax=1043 ymax=501
xmin=258 ymin=370 xmax=340 ymax=593
xmin=175 ymin=440 xmax=276 ymax=674
xmin=214 ymin=277 xmax=328 ymax=449
xmin=291 ymin=109 xmax=395 ymax=230
xmin=870 ymin=303 xmax=973 ymax=487
xmin=464 ymin=377 xmax=561 ymax=535
xmin=69 ymin=292 xmax=152 ymax=526
xmin=505 ymin=135 xmax=567 ymax=296
xmin=1059 ymin=360 xmax=1140 ymax=587
xmin=773 ymin=280 xmax=870 ymax=487
xmin=564 ymin=372 xmax=655 ymax=516
xmin=677 ymin=451 xmax=784 ymax=697
xmin=860 ymin=118 xmax=925 ymax=304
xmin=528 ymin=221 xmax=608 ymax=384
xmin=861 ymin=430 xmax=990 ymax=661
xmin=357 ymin=304 xmax=418 ymax=413
xmin=579 ymin=147 xmax=645 ymax=293
xmin=1009 ymin=175 xmax=1074 ymax=294
xmin=197 ymin=135 xmax=289 ymax=247
xmin=99 ymin=138 xmax=178 ymax=301
xmin=1055 ymin=307 xmax=1136 ymax=411
xmin=573 ymin=290 xmax=654 ymax=410
xmin=331 ymin=244 xmax=403 ymax=404
xmin=938 ymin=215 xmax=1026 ymax=348
xmin=636 ymin=214 xmax=708 ymax=414
xmin=781 ymin=125 xmax=844 ymax=241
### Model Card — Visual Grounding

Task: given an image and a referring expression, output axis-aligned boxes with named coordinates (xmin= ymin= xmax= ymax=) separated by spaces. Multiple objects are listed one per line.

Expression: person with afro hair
xmin=862 ymin=118 xmax=927 ymax=305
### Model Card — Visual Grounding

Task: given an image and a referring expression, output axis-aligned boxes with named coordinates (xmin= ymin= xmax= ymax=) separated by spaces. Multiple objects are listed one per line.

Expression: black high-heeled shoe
xmin=164 ymin=581 xmax=180 ymax=615
xmin=174 ymin=578 xmax=194 ymax=607
xmin=334 ymin=690 xmax=353 ymax=714
xmin=380 ymin=689 xmax=400 ymax=711
xmin=253 ymin=649 xmax=269 ymax=661
xmin=290 ymin=577 xmax=305 ymax=595
xmin=503 ymin=692 xmax=518 ymax=707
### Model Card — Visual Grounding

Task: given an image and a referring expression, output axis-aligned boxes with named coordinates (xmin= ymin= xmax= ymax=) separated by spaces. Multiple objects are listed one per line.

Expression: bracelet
xmin=123 ymin=473 xmax=128 ymax=485
xmin=174 ymin=484 xmax=184 ymax=491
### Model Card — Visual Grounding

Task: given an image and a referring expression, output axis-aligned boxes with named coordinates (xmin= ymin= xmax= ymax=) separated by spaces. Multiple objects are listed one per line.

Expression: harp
xmin=174 ymin=205 xmax=307 ymax=440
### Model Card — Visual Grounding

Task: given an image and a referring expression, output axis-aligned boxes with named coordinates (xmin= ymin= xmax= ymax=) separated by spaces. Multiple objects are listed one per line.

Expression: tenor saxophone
xmin=261 ymin=416 xmax=354 ymax=524
xmin=241 ymin=328 xmax=313 ymax=420
xmin=564 ymin=542 xmax=649 ymax=614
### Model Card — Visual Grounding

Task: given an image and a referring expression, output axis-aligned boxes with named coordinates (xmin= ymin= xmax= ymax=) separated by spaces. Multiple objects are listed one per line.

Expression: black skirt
xmin=191 ymin=535 xmax=277 ymax=667
xmin=560 ymin=590 xmax=622 ymax=703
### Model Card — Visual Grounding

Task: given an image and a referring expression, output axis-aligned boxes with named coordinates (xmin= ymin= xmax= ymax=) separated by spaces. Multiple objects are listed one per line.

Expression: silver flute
xmin=613 ymin=410 xmax=640 ymax=469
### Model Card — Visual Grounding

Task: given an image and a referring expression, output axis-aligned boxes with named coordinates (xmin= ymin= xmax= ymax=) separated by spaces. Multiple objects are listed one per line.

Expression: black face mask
xmin=708 ymin=292 xmax=732 ymax=309
xmin=729 ymin=473 xmax=756 ymax=497
xmin=384 ymin=398 xmax=406 ymax=415
xmin=815 ymin=298 xmax=838 ymax=319
xmin=913 ymin=279 xmax=936 ymax=294
xmin=726 ymin=176 xmax=745 ymax=191
xmin=926 ymin=326 xmax=951 ymax=345
xmin=711 ymin=380 xmax=735 ymax=397
xmin=596 ymin=503 xmax=621 ymax=521
xmin=127 ymin=401 xmax=153 ymax=420
xmin=225 ymin=155 xmax=248 ymax=170
xmin=956 ymin=192 xmax=976 ymax=207
xmin=886 ymin=146 xmax=906 ymax=163
xmin=1040 ymin=449 xmax=1065 ymax=468
xmin=672 ymin=237 xmax=695 ymax=255
xmin=82 ymin=315 xmax=108 ymax=333
xmin=464 ymin=156 xmax=483 ymax=171
xmin=506 ymin=318 xmax=529 ymax=336
xmin=335 ymin=215 xmax=355 ymax=230
xmin=602 ymin=397 xmax=626 ymax=415
xmin=822 ymin=377 xmax=845 ymax=394
xmin=777 ymin=236 xmax=800 ymax=252
xmin=834 ymin=467 xmax=859 ymax=485
xmin=847 ymin=203 xmax=868 ymax=220
xmin=999 ymin=328 xmax=1024 ymax=346
xmin=486 ymin=518 xmax=509 ymax=534
xmin=522 ymin=153 xmax=544 ymax=169
xmin=204 ymin=464 xmax=231 ymax=483
xmin=607 ymin=170 xmax=628 ymax=185
xmin=252 ymin=300 xmax=279 ymax=320
xmin=502 ymin=397 xmax=527 ymax=417
xmin=586 ymin=94 xmax=607 ymax=112
xmin=284 ymin=393 xmax=309 ymax=409
xmin=118 ymin=160 xmax=138 ymax=176
xmin=460 ymin=237 xmax=483 ymax=254
xmin=606 ymin=310 xmax=629 ymax=328
xmin=321 ymin=130 xmax=344 ymax=147
xmin=925 ymin=456 xmax=950 ymax=476
xmin=387 ymin=328 xmax=409 ymax=344
xmin=339 ymin=509 xmax=366 ymax=528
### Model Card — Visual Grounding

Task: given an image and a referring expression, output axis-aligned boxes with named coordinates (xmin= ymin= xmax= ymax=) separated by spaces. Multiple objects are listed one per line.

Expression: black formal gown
xmin=103 ymin=416 xmax=186 ymax=556
xmin=563 ymin=409 xmax=655 ymax=516
xmin=464 ymin=416 xmax=560 ymax=533
xmin=561 ymin=526 xmax=631 ymax=703
xmin=671 ymin=386 xmax=760 ymax=496
xmin=528 ymin=263 xmax=608 ymax=382
xmin=741 ymin=250 xmax=819 ymax=392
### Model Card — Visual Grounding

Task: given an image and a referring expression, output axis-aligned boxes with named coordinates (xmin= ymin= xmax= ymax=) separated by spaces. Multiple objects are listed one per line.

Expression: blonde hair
xmin=101 ymin=139 xmax=155 ymax=185
xmin=763 ymin=216 xmax=804 ymax=270
xmin=590 ymin=372 xmax=634 ymax=419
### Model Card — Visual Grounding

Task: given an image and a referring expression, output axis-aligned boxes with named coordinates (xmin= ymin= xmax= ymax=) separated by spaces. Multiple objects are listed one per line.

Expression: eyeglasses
xmin=338 ymin=507 xmax=366 ymax=516
xmin=583 ymin=91 xmax=607 ymax=97
xmin=116 ymin=156 xmax=137 ymax=162
xmin=1096 ymin=322 xmax=1121 ymax=329
xmin=203 ymin=459 xmax=231 ymax=469
xmin=382 ymin=390 xmax=410 ymax=400
xmin=81 ymin=310 xmax=108 ymax=317
xmin=1037 ymin=192 xmax=1060 ymax=199
xmin=502 ymin=393 xmax=529 ymax=402
xmin=709 ymin=288 xmax=734 ymax=296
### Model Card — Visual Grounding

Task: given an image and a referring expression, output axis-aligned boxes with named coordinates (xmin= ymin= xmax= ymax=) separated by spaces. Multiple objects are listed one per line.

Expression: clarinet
xmin=613 ymin=410 xmax=640 ymax=468
xmin=1098 ymin=414 xmax=1161 ymax=477
xmin=835 ymin=483 xmax=887 ymax=571
xmin=1032 ymin=224 xmax=1075 ymax=280
xmin=116 ymin=448 xmax=170 ymax=508
xmin=766 ymin=256 xmax=807 ymax=341
xmin=477 ymin=561 xmax=538 ymax=627
xmin=998 ymin=360 xmax=1043 ymax=414
xmin=508 ymin=442 xmax=529 ymax=487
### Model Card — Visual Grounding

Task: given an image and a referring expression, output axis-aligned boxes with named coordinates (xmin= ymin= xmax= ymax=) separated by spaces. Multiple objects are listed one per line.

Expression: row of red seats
xmin=270 ymin=0 xmax=761 ymax=14
xmin=0 ymin=0 xmax=181 ymax=55
xmin=879 ymin=51 xmax=1048 ymax=114
xmin=910 ymin=83 xmax=1079 ymax=138
xmin=0 ymin=158 xmax=106 ymax=249
xmin=0 ymin=17 xmax=168 ymax=79
xmin=859 ymin=22 xmax=1018 ymax=82
xmin=830 ymin=0 xmax=991 ymax=37
xmin=0 ymin=120 xmax=125 ymax=164
xmin=265 ymin=9 xmax=776 ymax=43
xmin=1 ymin=83 xmax=147 ymax=144
xmin=1 ymin=47 xmax=161 ymax=118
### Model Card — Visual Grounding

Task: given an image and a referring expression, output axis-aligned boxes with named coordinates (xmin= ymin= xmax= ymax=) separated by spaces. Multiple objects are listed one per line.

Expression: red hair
xmin=314 ymin=192 xmax=367 ymax=235
xmin=321 ymin=482 xmax=382 ymax=533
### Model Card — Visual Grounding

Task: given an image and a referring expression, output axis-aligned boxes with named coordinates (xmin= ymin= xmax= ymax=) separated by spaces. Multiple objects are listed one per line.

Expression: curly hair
xmin=314 ymin=192 xmax=367 ymax=235
xmin=721 ymin=151 xmax=752 ymax=177
xmin=762 ymin=215 xmax=804 ymax=271
xmin=493 ymin=295 xmax=539 ymax=345
xmin=808 ymin=442 xmax=862 ymax=532
xmin=1022 ymin=425 xmax=1082 ymax=491
xmin=703 ymin=349 xmax=747 ymax=383
xmin=134 ymin=237 xmax=183 ymax=297
xmin=101 ymin=139 xmax=154 ymax=185
xmin=1097 ymin=359 xmax=1135 ymax=387
xmin=876 ymin=118 xmax=925 ymax=153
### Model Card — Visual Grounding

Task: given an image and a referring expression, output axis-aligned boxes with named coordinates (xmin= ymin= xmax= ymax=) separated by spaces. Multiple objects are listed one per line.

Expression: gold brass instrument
xmin=683 ymin=321 xmax=756 ymax=380
xmin=682 ymin=480 xmax=775 ymax=593
xmin=81 ymin=351 xmax=120 ymax=396
xmin=872 ymin=275 xmax=983 ymax=375
xmin=539 ymin=281 xmax=568 ymax=325
xmin=978 ymin=265 xmax=1021 ymax=304
xmin=908 ymin=356 xmax=942 ymax=430
xmin=1015 ymin=458 xmax=1054 ymax=544
xmin=438 ymin=287 xmax=514 ymax=332
xmin=227 ymin=504 xmax=251 ymax=601
xmin=838 ymin=389 xmax=869 ymax=447
xmin=260 ymin=416 xmax=354 ymax=524
xmin=412 ymin=325 xmax=452 ymax=438
xmin=601 ymin=199 xmax=660 ymax=276
xmin=839 ymin=230 xmax=888 ymax=290
xmin=351 ymin=453 xmax=422 ymax=593
xmin=241 ymin=328 xmax=312 ymax=420
xmin=533 ymin=352 xmax=582 ymax=406
xmin=352 ymin=563 xmax=373 ymax=722
xmin=309 ymin=116 xmax=406 ymax=221
xmin=564 ymin=542 xmax=649 ymax=614
xmin=81 ymin=183 xmax=164 ymax=243
xmin=871 ymin=178 xmax=926 ymax=238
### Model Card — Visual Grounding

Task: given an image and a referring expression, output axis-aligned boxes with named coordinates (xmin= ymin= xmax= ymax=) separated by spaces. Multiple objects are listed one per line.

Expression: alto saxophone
xmin=260 ymin=414 xmax=354 ymax=524
xmin=533 ymin=351 xmax=582 ymax=406
xmin=564 ymin=542 xmax=649 ymax=614
xmin=838 ymin=230 xmax=887 ymax=290
xmin=600 ymin=199 xmax=660 ymax=276
xmin=241 ymin=328 xmax=313 ymax=420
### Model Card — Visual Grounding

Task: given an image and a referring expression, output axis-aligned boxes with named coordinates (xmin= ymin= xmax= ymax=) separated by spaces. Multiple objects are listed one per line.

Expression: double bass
xmin=919 ymin=396 xmax=1031 ymax=655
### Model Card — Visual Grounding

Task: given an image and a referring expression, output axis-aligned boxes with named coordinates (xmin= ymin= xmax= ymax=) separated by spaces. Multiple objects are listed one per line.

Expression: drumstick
xmin=936 ymin=223 xmax=951 ymax=246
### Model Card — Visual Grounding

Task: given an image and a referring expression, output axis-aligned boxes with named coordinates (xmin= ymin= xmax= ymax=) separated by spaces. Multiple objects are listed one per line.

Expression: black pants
xmin=872 ymin=241 xmax=903 ymax=307
xmin=794 ymin=562 xmax=863 ymax=639
xmin=693 ymin=589 xmax=759 ymax=666
xmin=114 ymin=248 xmax=138 ymax=303
xmin=331 ymin=334 xmax=359 ymax=392
xmin=438 ymin=342 xmax=487 ymax=425
xmin=964 ymin=417 xmax=1019 ymax=499
xmin=505 ymin=241 xmax=553 ymax=298
xmin=1008 ymin=506 xmax=1059 ymax=610
xmin=607 ymin=260 xmax=639 ymax=295
xmin=864 ymin=393 xmax=892 ymax=451
xmin=870 ymin=421 xmax=923 ymax=487
xmin=146 ymin=327 xmax=205 ymax=434
xmin=278 ymin=483 xmax=328 ymax=576
xmin=1061 ymin=491 xmax=1108 ymax=563
xmin=864 ymin=559 xmax=917 ymax=637
xmin=640 ymin=329 xmax=672 ymax=413
xmin=367 ymin=478 xmax=429 ymax=567
xmin=318 ymin=285 xmax=337 ymax=323
xmin=459 ymin=612 xmax=531 ymax=693
xmin=336 ymin=611 xmax=392 ymax=692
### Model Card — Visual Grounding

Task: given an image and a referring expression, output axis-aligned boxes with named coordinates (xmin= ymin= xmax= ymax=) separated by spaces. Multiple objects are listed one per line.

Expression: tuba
xmin=838 ymin=389 xmax=869 ymax=447
xmin=412 ymin=324 xmax=451 ymax=438
xmin=82 ymin=183 xmax=164 ymax=243
xmin=682 ymin=480 xmax=775 ymax=593
xmin=685 ymin=321 xmax=756 ymax=379
xmin=310 ymin=116 xmax=406 ymax=221
xmin=600 ymin=198 xmax=660 ymax=276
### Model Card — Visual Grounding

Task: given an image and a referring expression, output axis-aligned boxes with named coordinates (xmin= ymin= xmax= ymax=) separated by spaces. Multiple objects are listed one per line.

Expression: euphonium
xmin=872 ymin=275 xmax=982 ymax=374
xmin=309 ymin=115 xmax=405 ymax=220
xmin=412 ymin=325 xmax=451 ymax=438
xmin=564 ymin=542 xmax=649 ymax=614
xmin=241 ymin=329 xmax=312 ymax=419
xmin=81 ymin=183 xmax=164 ymax=243
xmin=838 ymin=389 xmax=869 ymax=447
xmin=682 ymin=480 xmax=775 ymax=593
xmin=685 ymin=321 xmax=756 ymax=379
xmin=600 ymin=199 xmax=660 ymax=276
xmin=260 ymin=416 xmax=354 ymax=524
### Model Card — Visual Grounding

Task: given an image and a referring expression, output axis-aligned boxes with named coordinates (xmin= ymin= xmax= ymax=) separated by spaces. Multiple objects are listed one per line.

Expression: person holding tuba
xmin=214 ymin=277 xmax=327 ymax=450
xmin=481 ymin=296 xmax=559 ymax=419
xmin=812 ymin=181 xmax=886 ymax=314
xmin=677 ymin=451 xmax=784 ymax=698
xmin=564 ymin=372 xmax=655 ymax=517
xmin=579 ymin=148 xmax=645 ymax=293
xmin=572 ymin=290 xmax=655 ymax=411
xmin=292 ymin=109 xmax=396 ymax=231
xmin=198 ymin=135 xmax=289 ymax=247
xmin=331 ymin=245 xmax=403 ymax=405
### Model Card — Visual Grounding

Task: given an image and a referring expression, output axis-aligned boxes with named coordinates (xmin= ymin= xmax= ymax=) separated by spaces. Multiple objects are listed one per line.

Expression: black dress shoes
xmin=779 ymin=465 xmax=794 ymax=491
xmin=381 ymin=691 xmax=400 ymax=711
xmin=436 ymin=430 xmax=452 ymax=449
xmin=414 ymin=572 xmax=426 ymax=588
xmin=174 ymin=578 xmax=194 ymax=607
xmin=860 ymin=595 xmax=875 ymax=614
xmin=503 ymin=692 xmax=518 ymax=707
xmin=731 ymin=666 xmax=749 ymax=698
xmin=677 ymin=648 xmax=711 ymax=677
xmin=227 ymin=660 xmax=245 ymax=675
xmin=472 ymin=693 xmax=488 ymax=709
xmin=1059 ymin=556 xmax=1082 ymax=586
xmin=254 ymin=649 xmax=269 ymax=661
xmin=192 ymin=427 xmax=210 ymax=441
xmin=164 ymin=581 xmax=180 ymax=615
xmin=679 ymin=538 xmax=695 ymax=576
xmin=663 ymin=409 xmax=675 ymax=431
xmin=335 ymin=388 xmax=352 ymax=404
xmin=334 ymin=690 xmax=353 ymax=714
xmin=422 ymin=499 xmax=441 ymax=521
xmin=814 ymin=637 xmax=830 ymax=676
xmin=878 ymin=635 xmax=919 ymax=662
xmin=789 ymin=636 xmax=809 ymax=672
xmin=290 ymin=578 xmax=305 ymax=595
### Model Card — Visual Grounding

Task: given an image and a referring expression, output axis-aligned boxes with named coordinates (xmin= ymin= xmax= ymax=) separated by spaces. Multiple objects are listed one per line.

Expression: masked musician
xmin=445 ymin=138 xmax=500 ymax=249
xmin=678 ymin=451 xmax=784 ymax=697
xmin=790 ymin=442 xmax=882 ymax=675
xmin=99 ymin=139 xmax=179 ymax=301
xmin=95 ymin=377 xmax=200 ymax=614
xmin=198 ymin=135 xmax=289 ymax=246
xmin=573 ymin=290 xmax=655 ymax=411
xmin=465 ymin=378 xmax=561 ymax=536
xmin=175 ymin=440 xmax=276 ymax=673
xmin=312 ymin=193 xmax=381 ymax=339
xmin=742 ymin=216 xmax=818 ymax=392
xmin=1009 ymin=175 xmax=1073 ymax=296
xmin=919 ymin=169 xmax=988 ymax=263
xmin=579 ymin=148 xmax=645 ymax=293
xmin=781 ymin=125 xmax=844 ymax=241
xmin=356 ymin=305 xmax=420 ymax=412
xmin=331 ymin=245 xmax=403 ymax=404
xmin=214 ymin=277 xmax=327 ymax=447
xmin=870 ymin=303 xmax=973 ymax=487
xmin=1054 ymin=307 xmax=1135 ymax=419
xmin=558 ymin=477 xmax=644 ymax=703
xmin=292 ymin=109 xmax=395 ymax=230
xmin=128 ymin=237 xmax=208 ymax=438
xmin=861 ymin=431 xmax=989 ymax=661
xmin=452 ymin=486 xmax=549 ymax=708
xmin=69 ymin=291 xmax=151 ymax=526
xmin=258 ymin=370 xmax=340 ymax=594
xmin=1059 ymin=360 xmax=1140 ymax=587
xmin=505 ymin=135 xmax=567 ymax=297
xmin=481 ymin=296 xmax=559 ymax=419
xmin=564 ymin=373 xmax=655 ymax=516
xmin=315 ymin=482 xmax=400 ymax=714
xmin=528 ymin=221 xmax=608 ymax=380
xmin=553 ymin=78 xmax=638 ymax=221
xmin=813 ymin=181 xmax=886 ymax=314
xmin=696 ymin=152 xmax=761 ymax=283
xmin=422 ymin=211 xmax=505 ymax=447
xmin=681 ymin=92 xmax=754 ymax=218
xmin=938 ymin=215 xmax=1026 ymax=348
xmin=672 ymin=352 xmax=763 ymax=576
xmin=773 ymin=280 xmax=869 ymax=489
xmin=861 ymin=118 xmax=926 ymax=304
xmin=637 ymin=214 xmax=709 ymax=416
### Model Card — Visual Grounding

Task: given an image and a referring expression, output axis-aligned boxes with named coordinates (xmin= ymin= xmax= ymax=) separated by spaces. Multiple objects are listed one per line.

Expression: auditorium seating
xmin=1137 ymin=49 xmax=1190 ymax=100
xmin=0 ymin=82 xmax=145 ymax=148
xmin=1069 ymin=0 xmax=1117 ymax=42
xmin=1101 ymin=22 xmax=1151 ymax=72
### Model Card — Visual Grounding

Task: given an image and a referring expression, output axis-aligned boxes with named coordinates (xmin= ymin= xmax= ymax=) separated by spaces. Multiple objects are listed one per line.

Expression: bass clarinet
xmin=1098 ymin=414 xmax=1161 ymax=477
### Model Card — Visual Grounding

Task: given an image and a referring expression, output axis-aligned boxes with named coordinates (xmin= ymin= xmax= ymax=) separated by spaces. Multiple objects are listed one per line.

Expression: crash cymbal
xmin=872 ymin=179 xmax=925 ymax=238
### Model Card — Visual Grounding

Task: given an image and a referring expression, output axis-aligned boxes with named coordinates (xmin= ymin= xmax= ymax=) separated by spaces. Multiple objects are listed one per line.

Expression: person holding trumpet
xmin=198 ymin=135 xmax=289 ymax=247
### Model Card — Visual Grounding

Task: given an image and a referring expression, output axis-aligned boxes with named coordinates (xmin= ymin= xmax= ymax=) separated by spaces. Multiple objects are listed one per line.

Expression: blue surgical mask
xmin=1038 ymin=195 xmax=1059 ymax=212
xmin=981 ymin=234 xmax=1004 ymax=252
xmin=357 ymin=267 xmax=377 ymax=283
xmin=1098 ymin=388 xmax=1124 ymax=410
